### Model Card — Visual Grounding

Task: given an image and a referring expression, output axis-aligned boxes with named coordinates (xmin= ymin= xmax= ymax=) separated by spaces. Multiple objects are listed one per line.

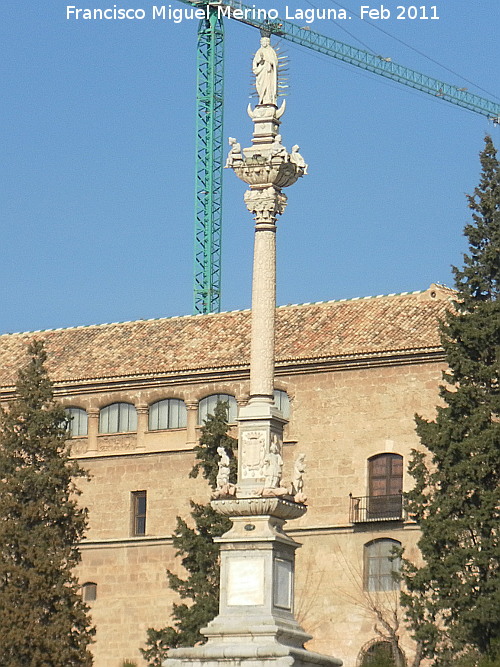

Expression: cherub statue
xmin=290 ymin=145 xmax=308 ymax=175
xmin=225 ymin=137 xmax=243 ymax=168
xmin=270 ymin=134 xmax=288 ymax=160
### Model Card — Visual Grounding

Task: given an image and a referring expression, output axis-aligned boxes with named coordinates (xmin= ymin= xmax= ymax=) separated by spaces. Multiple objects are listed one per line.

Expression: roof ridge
xmin=277 ymin=288 xmax=427 ymax=309
xmin=1 ymin=285 xmax=444 ymax=338
xmin=0 ymin=307 xmax=253 ymax=339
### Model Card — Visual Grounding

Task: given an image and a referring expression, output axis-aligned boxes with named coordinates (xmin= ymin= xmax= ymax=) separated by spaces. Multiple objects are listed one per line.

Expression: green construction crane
xmin=190 ymin=0 xmax=500 ymax=315
xmin=193 ymin=6 xmax=225 ymax=316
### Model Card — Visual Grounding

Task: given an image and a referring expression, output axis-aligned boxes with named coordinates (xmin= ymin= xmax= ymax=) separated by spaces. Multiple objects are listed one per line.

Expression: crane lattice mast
xmin=190 ymin=0 xmax=500 ymax=314
xmin=193 ymin=7 xmax=224 ymax=315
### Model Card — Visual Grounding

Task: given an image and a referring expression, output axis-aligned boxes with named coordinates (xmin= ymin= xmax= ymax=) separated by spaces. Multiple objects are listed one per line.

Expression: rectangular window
xmin=82 ymin=582 xmax=97 ymax=602
xmin=132 ymin=491 xmax=147 ymax=536
xmin=364 ymin=539 xmax=401 ymax=592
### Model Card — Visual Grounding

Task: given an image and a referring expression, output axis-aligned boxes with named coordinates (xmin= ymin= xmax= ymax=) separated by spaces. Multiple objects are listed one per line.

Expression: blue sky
xmin=1 ymin=1 xmax=498 ymax=334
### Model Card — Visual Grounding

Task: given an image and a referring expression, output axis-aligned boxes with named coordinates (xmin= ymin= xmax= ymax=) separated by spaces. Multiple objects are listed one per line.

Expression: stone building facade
xmin=0 ymin=284 xmax=453 ymax=667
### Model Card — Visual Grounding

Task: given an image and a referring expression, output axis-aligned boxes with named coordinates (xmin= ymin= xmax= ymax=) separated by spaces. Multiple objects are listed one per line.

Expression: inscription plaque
xmin=227 ymin=557 xmax=265 ymax=606
xmin=273 ymin=558 xmax=293 ymax=610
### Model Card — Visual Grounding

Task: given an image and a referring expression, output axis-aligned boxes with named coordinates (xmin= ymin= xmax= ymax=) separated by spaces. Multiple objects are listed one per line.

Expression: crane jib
xmin=177 ymin=0 xmax=500 ymax=120
xmin=189 ymin=0 xmax=499 ymax=314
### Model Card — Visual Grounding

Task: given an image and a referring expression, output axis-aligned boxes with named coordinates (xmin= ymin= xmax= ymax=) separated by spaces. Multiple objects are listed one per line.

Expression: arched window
xmin=99 ymin=403 xmax=137 ymax=434
xmin=360 ymin=641 xmax=403 ymax=667
xmin=364 ymin=539 xmax=401 ymax=592
xmin=149 ymin=399 xmax=187 ymax=430
xmin=273 ymin=389 xmax=290 ymax=418
xmin=368 ymin=453 xmax=403 ymax=519
xmin=82 ymin=582 xmax=97 ymax=602
xmin=198 ymin=394 xmax=237 ymax=425
xmin=65 ymin=407 xmax=88 ymax=437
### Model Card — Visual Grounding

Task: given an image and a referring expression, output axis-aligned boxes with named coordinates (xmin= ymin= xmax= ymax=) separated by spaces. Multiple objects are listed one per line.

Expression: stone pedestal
xmin=237 ymin=402 xmax=286 ymax=496
xmin=245 ymin=102 xmax=284 ymax=151
xmin=208 ymin=498 xmax=306 ymax=640
xmin=165 ymin=499 xmax=341 ymax=667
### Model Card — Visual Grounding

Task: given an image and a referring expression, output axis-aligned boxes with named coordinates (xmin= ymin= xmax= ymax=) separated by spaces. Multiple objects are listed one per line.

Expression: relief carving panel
xmin=241 ymin=430 xmax=267 ymax=479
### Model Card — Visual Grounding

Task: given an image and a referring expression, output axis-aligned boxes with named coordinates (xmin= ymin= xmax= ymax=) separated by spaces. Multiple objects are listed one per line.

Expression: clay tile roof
xmin=0 ymin=284 xmax=452 ymax=387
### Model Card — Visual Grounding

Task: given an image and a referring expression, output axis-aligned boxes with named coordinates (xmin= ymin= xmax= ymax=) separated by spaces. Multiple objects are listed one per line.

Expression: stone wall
xmin=69 ymin=357 xmax=444 ymax=667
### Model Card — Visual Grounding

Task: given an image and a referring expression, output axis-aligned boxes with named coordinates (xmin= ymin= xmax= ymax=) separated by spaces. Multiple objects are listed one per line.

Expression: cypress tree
xmin=142 ymin=401 xmax=237 ymax=667
xmin=401 ymin=136 xmax=500 ymax=663
xmin=0 ymin=340 xmax=94 ymax=666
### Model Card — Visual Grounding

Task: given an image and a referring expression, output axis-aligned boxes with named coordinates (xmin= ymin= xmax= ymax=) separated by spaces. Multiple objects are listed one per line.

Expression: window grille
xmin=82 ymin=582 xmax=97 ymax=602
xmin=360 ymin=641 xmax=403 ymax=667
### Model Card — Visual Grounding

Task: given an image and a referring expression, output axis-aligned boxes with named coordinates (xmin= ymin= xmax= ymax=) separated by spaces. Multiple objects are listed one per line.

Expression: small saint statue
xmin=270 ymin=134 xmax=288 ymax=160
xmin=292 ymin=453 xmax=307 ymax=503
xmin=290 ymin=145 xmax=308 ymax=175
xmin=263 ymin=437 xmax=283 ymax=488
xmin=252 ymin=36 xmax=278 ymax=106
xmin=216 ymin=446 xmax=230 ymax=491
xmin=225 ymin=137 xmax=243 ymax=168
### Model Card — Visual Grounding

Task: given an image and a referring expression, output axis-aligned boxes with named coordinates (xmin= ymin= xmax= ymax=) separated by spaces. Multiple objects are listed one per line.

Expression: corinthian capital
xmin=244 ymin=187 xmax=288 ymax=223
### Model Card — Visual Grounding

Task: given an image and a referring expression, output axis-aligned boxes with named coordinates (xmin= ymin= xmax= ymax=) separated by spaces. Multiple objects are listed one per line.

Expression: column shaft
xmin=249 ymin=221 xmax=276 ymax=401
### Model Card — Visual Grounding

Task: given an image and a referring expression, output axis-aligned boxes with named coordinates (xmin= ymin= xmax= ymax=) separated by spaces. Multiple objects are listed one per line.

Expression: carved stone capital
xmin=211 ymin=496 xmax=306 ymax=521
xmin=234 ymin=155 xmax=301 ymax=190
xmin=244 ymin=187 xmax=287 ymax=223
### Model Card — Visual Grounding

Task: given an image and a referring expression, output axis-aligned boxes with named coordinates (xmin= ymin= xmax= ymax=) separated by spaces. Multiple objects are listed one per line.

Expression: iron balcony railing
xmin=349 ymin=493 xmax=404 ymax=523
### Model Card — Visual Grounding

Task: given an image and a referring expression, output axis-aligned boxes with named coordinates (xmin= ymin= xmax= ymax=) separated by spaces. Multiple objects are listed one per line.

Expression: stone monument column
xmin=248 ymin=193 xmax=280 ymax=403
xmin=163 ymin=37 xmax=340 ymax=667
xmin=227 ymin=39 xmax=305 ymax=496
xmin=236 ymin=184 xmax=288 ymax=496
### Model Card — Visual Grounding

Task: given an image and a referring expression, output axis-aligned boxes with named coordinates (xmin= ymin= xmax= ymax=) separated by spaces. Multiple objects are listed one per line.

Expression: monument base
xmin=163 ymin=639 xmax=343 ymax=667
xmin=162 ymin=499 xmax=342 ymax=667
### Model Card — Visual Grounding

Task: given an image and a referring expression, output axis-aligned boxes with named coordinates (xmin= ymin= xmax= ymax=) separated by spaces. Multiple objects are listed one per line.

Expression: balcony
xmin=349 ymin=493 xmax=403 ymax=523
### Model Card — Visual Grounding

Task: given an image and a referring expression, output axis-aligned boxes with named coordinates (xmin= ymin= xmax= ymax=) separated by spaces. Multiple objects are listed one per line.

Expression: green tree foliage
xmin=401 ymin=136 xmax=500 ymax=663
xmin=0 ymin=340 xmax=94 ymax=666
xmin=141 ymin=401 xmax=237 ymax=667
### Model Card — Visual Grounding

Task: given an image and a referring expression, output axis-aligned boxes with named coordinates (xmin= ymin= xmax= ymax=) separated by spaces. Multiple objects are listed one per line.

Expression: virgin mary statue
xmin=252 ymin=37 xmax=278 ymax=105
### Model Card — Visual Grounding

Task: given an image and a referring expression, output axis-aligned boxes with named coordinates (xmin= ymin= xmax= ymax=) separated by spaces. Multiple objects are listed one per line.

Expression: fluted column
xmin=245 ymin=188 xmax=287 ymax=402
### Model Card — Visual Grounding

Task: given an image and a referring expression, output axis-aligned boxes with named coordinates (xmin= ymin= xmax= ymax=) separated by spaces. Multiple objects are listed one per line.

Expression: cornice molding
xmin=0 ymin=347 xmax=445 ymax=400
